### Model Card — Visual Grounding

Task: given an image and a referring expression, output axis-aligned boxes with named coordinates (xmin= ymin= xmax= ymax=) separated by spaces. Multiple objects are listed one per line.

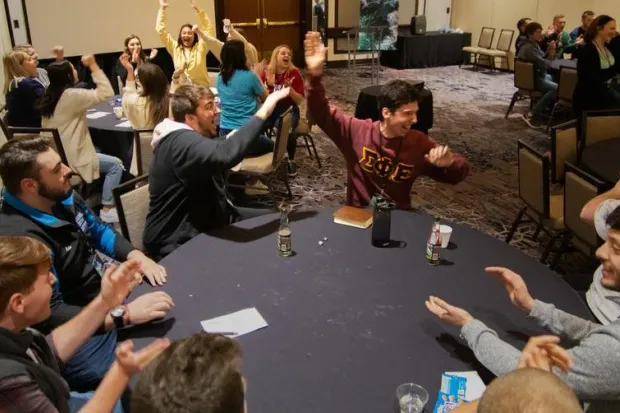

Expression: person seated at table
xmin=573 ymin=15 xmax=620 ymax=120
xmin=452 ymin=335 xmax=581 ymax=413
xmin=12 ymin=43 xmax=60 ymax=88
xmin=304 ymin=32 xmax=469 ymax=210
xmin=259 ymin=44 xmax=304 ymax=176
xmin=515 ymin=18 xmax=532 ymax=55
xmin=0 ymin=238 xmax=172 ymax=413
xmin=193 ymin=19 xmax=260 ymax=68
xmin=120 ymin=56 xmax=169 ymax=130
xmin=517 ymin=22 xmax=558 ymax=128
xmin=131 ymin=333 xmax=245 ymax=413
xmin=143 ymin=84 xmax=290 ymax=260
xmin=2 ymin=50 xmax=46 ymax=128
xmin=217 ymin=40 xmax=271 ymax=156
xmin=0 ymin=135 xmax=173 ymax=393
xmin=156 ymin=0 xmax=215 ymax=87
xmin=542 ymin=14 xmax=570 ymax=58
xmin=112 ymin=34 xmax=158 ymax=94
xmin=571 ymin=11 xmax=596 ymax=44
xmin=425 ymin=204 xmax=620 ymax=413
xmin=36 ymin=55 xmax=124 ymax=223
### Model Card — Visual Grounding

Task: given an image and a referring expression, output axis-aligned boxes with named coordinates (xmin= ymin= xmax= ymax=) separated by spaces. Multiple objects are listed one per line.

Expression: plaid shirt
xmin=0 ymin=374 xmax=59 ymax=413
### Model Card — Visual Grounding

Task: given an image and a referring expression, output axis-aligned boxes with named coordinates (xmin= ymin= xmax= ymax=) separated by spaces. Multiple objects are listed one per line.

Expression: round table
xmin=548 ymin=59 xmax=577 ymax=72
xmin=87 ymin=97 xmax=134 ymax=170
xmin=581 ymin=138 xmax=620 ymax=185
xmin=130 ymin=208 xmax=590 ymax=413
xmin=355 ymin=82 xmax=434 ymax=134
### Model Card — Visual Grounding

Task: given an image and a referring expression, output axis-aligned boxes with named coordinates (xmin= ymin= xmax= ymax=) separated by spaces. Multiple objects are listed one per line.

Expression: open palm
xmin=486 ymin=266 xmax=535 ymax=313
xmin=304 ymin=32 xmax=325 ymax=76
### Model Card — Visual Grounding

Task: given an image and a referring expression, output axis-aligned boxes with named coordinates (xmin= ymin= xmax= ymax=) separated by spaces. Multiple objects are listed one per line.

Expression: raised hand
xmin=51 ymin=45 xmax=64 ymax=61
xmin=115 ymin=338 xmax=170 ymax=377
xmin=192 ymin=24 xmax=200 ymax=33
xmin=425 ymin=295 xmax=473 ymax=328
xmin=304 ymin=31 xmax=326 ymax=77
xmin=518 ymin=335 xmax=573 ymax=373
xmin=223 ymin=18 xmax=231 ymax=30
xmin=425 ymin=145 xmax=454 ymax=168
xmin=160 ymin=0 xmax=168 ymax=7
xmin=256 ymin=87 xmax=291 ymax=119
xmin=119 ymin=53 xmax=134 ymax=71
xmin=100 ymin=260 xmax=143 ymax=308
xmin=253 ymin=59 xmax=267 ymax=77
xmin=131 ymin=48 xmax=141 ymax=63
xmin=485 ymin=267 xmax=536 ymax=313
xmin=127 ymin=291 xmax=174 ymax=325
xmin=81 ymin=54 xmax=96 ymax=68
xmin=190 ymin=0 xmax=198 ymax=9
xmin=149 ymin=48 xmax=159 ymax=60
xmin=265 ymin=69 xmax=276 ymax=86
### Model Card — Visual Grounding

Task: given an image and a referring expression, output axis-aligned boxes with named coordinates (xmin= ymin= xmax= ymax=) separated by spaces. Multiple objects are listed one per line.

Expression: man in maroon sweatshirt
xmin=304 ymin=32 xmax=469 ymax=210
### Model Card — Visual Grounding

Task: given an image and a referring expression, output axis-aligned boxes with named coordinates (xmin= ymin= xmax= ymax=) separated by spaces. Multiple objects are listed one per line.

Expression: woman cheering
xmin=113 ymin=34 xmax=158 ymax=93
xmin=156 ymin=0 xmax=214 ymax=87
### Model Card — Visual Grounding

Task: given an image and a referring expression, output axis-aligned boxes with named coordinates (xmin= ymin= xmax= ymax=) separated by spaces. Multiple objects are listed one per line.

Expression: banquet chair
xmin=112 ymin=174 xmax=150 ymax=251
xmin=548 ymin=162 xmax=605 ymax=269
xmin=505 ymin=60 xmax=542 ymax=119
xmin=461 ymin=27 xmax=495 ymax=71
xmin=228 ymin=108 xmax=293 ymax=200
xmin=133 ymin=129 xmax=155 ymax=176
xmin=581 ymin=109 xmax=620 ymax=150
xmin=293 ymin=109 xmax=321 ymax=168
xmin=547 ymin=67 xmax=578 ymax=130
xmin=0 ymin=106 xmax=9 ymax=141
xmin=477 ymin=29 xmax=514 ymax=71
xmin=550 ymin=120 xmax=578 ymax=183
xmin=506 ymin=140 xmax=564 ymax=264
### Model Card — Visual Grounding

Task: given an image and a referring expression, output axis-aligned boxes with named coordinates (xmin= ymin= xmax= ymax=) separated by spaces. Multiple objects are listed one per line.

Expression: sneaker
xmin=100 ymin=207 xmax=119 ymax=224
xmin=520 ymin=112 xmax=545 ymax=129
xmin=287 ymin=161 xmax=298 ymax=177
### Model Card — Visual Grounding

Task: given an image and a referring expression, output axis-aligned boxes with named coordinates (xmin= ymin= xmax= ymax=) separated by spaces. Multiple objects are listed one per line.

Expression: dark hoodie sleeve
xmin=174 ymin=116 xmax=265 ymax=183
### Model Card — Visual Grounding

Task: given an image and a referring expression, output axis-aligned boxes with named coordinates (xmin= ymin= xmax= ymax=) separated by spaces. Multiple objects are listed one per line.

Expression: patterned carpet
xmin=266 ymin=65 xmax=595 ymax=281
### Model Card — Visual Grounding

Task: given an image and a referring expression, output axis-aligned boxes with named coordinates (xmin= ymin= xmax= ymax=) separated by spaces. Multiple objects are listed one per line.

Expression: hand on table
xmin=100 ymin=259 xmax=143 ymax=308
xmin=115 ymin=338 xmax=170 ymax=377
xmin=425 ymin=145 xmax=454 ymax=168
xmin=425 ymin=296 xmax=473 ymax=328
xmin=128 ymin=250 xmax=168 ymax=286
xmin=485 ymin=267 xmax=536 ymax=313
xmin=518 ymin=335 xmax=572 ymax=373
xmin=304 ymin=31 xmax=326 ymax=77
xmin=127 ymin=291 xmax=174 ymax=325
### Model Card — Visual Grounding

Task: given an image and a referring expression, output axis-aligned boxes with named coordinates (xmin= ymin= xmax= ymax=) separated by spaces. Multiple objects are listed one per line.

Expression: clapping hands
xmin=425 ymin=145 xmax=454 ymax=168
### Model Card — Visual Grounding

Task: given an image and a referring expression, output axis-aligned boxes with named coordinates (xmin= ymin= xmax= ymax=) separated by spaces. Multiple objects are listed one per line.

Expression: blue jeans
xmin=219 ymin=128 xmax=274 ymax=157
xmin=63 ymin=330 xmax=117 ymax=392
xmin=69 ymin=390 xmax=123 ymax=413
xmin=97 ymin=153 xmax=124 ymax=206
xmin=266 ymin=103 xmax=300 ymax=161
xmin=532 ymin=74 xmax=558 ymax=118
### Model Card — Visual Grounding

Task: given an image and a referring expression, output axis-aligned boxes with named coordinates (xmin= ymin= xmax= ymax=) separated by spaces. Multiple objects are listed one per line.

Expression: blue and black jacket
xmin=0 ymin=190 xmax=134 ymax=333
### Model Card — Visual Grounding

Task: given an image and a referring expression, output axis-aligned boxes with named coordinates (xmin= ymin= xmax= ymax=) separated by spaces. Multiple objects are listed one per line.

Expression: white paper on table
xmin=445 ymin=371 xmax=486 ymax=401
xmin=86 ymin=112 xmax=110 ymax=119
xmin=201 ymin=307 xmax=268 ymax=338
xmin=87 ymin=108 xmax=96 ymax=112
xmin=115 ymin=120 xmax=132 ymax=128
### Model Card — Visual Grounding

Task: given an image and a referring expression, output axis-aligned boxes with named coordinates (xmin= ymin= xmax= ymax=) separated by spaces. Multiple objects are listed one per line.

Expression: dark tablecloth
xmin=581 ymin=138 xmax=620 ymax=185
xmin=548 ymin=59 xmax=577 ymax=72
xmin=381 ymin=31 xmax=472 ymax=69
xmin=129 ymin=208 xmax=590 ymax=413
xmin=87 ymin=98 xmax=134 ymax=170
xmin=355 ymin=82 xmax=433 ymax=133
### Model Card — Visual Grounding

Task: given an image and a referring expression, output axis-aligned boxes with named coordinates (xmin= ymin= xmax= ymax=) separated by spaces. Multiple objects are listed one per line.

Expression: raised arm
xmin=156 ymin=0 xmax=176 ymax=54
xmin=191 ymin=0 xmax=215 ymax=36
xmin=419 ymin=137 xmax=469 ymax=184
xmin=192 ymin=25 xmax=224 ymax=62
xmin=64 ymin=55 xmax=114 ymax=115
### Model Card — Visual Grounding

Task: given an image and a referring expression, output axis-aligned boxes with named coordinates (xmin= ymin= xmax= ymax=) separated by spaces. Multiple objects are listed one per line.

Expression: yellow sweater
xmin=198 ymin=27 xmax=259 ymax=67
xmin=156 ymin=6 xmax=215 ymax=87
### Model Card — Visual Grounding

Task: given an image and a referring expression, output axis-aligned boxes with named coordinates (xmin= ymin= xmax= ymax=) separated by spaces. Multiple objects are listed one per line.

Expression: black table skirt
xmin=128 ymin=208 xmax=590 ymax=413
xmin=581 ymin=138 xmax=620 ymax=185
xmin=548 ymin=59 xmax=577 ymax=73
xmin=355 ymin=84 xmax=433 ymax=133
xmin=87 ymin=99 xmax=134 ymax=171
xmin=381 ymin=31 xmax=472 ymax=69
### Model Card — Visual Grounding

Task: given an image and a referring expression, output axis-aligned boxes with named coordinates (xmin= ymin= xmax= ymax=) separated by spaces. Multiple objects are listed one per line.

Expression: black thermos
xmin=371 ymin=194 xmax=395 ymax=247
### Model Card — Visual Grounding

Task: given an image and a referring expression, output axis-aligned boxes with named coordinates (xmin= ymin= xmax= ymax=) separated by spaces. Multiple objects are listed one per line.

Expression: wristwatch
xmin=110 ymin=305 xmax=127 ymax=329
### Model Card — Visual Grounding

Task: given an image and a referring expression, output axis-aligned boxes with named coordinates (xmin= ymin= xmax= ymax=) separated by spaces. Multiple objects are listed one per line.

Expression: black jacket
xmin=143 ymin=116 xmax=265 ymax=260
xmin=0 ymin=327 xmax=70 ymax=413
xmin=0 ymin=191 xmax=134 ymax=332
xmin=573 ymin=41 xmax=620 ymax=115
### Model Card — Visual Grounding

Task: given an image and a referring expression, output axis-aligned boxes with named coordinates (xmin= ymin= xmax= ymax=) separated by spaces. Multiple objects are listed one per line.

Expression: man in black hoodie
xmin=143 ymin=84 xmax=291 ymax=260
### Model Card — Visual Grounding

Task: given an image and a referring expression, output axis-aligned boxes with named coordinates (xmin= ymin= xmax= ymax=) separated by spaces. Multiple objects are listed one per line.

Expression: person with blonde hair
xmin=3 ymin=50 xmax=45 ymax=127
xmin=259 ymin=44 xmax=304 ymax=176
xmin=156 ymin=0 xmax=215 ymax=87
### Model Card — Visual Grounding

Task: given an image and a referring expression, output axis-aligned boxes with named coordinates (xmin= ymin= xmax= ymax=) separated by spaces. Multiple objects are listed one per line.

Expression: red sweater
xmin=306 ymin=75 xmax=469 ymax=210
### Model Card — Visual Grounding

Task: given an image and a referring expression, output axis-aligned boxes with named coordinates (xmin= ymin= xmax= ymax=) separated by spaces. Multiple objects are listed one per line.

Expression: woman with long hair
xmin=156 ymin=0 xmax=214 ymax=87
xmin=216 ymin=40 xmax=272 ymax=156
xmin=574 ymin=15 xmax=620 ymax=117
xmin=3 ymin=50 xmax=45 ymax=127
xmin=120 ymin=55 xmax=169 ymax=129
xmin=113 ymin=34 xmax=158 ymax=93
xmin=260 ymin=45 xmax=304 ymax=176
xmin=37 ymin=56 xmax=123 ymax=223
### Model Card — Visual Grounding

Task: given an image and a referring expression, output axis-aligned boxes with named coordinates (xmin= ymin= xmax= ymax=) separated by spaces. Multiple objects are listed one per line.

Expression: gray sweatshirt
xmin=461 ymin=300 xmax=620 ymax=413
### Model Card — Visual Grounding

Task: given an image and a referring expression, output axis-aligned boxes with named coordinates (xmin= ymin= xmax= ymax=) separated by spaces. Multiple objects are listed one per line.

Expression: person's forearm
xmin=460 ymin=319 xmax=521 ymax=376
xmin=51 ymin=295 xmax=112 ymax=362
xmin=528 ymin=300 xmax=597 ymax=345
xmin=195 ymin=5 xmax=215 ymax=36
xmin=125 ymin=67 xmax=135 ymax=83
xmin=581 ymin=187 xmax=620 ymax=223
xmin=78 ymin=362 xmax=129 ymax=413
xmin=305 ymin=75 xmax=352 ymax=148
xmin=289 ymin=89 xmax=303 ymax=105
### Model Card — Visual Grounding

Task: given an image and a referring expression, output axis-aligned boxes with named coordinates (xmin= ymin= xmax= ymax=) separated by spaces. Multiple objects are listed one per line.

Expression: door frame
xmin=214 ymin=0 xmax=312 ymax=67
